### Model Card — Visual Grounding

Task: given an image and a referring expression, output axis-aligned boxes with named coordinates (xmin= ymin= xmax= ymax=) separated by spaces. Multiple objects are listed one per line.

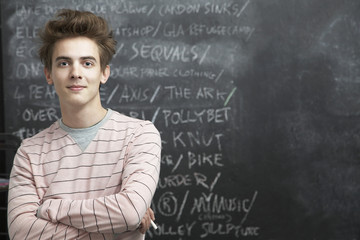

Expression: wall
xmin=2 ymin=0 xmax=360 ymax=239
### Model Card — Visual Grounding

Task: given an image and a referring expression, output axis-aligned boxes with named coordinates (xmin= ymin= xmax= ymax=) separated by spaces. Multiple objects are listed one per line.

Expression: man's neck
xmin=60 ymin=105 xmax=108 ymax=129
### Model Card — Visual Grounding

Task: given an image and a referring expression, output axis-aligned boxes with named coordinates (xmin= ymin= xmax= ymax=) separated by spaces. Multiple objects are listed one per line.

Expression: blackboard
xmin=2 ymin=0 xmax=360 ymax=239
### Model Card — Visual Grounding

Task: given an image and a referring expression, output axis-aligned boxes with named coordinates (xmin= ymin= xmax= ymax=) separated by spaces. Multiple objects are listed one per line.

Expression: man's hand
xmin=139 ymin=208 xmax=155 ymax=234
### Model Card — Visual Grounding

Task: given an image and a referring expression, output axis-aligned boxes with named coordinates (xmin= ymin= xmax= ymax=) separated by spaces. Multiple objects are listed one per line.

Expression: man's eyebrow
xmin=80 ymin=56 xmax=97 ymax=61
xmin=55 ymin=56 xmax=71 ymax=62
xmin=54 ymin=56 xmax=97 ymax=62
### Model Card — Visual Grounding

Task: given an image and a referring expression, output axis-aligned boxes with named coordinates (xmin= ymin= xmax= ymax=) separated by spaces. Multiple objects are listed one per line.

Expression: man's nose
xmin=70 ymin=63 xmax=82 ymax=79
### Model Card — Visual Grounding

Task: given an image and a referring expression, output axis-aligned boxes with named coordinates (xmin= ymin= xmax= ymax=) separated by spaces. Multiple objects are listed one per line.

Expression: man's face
xmin=45 ymin=36 xmax=109 ymax=110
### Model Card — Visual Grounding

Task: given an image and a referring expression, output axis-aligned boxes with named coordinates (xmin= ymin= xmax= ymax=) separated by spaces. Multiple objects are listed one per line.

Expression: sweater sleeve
xmin=7 ymin=145 xmax=89 ymax=240
xmin=37 ymin=122 xmax=161 ymax=234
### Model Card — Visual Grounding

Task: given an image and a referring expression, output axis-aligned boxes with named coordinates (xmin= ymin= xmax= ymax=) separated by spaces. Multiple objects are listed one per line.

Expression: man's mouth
xmin=68 ymin=85 xmax=85 ymax=91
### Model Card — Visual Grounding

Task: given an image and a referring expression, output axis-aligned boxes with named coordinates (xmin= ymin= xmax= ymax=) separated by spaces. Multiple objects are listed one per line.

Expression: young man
xmin=7 ymin=9 xmax=161 ymax=240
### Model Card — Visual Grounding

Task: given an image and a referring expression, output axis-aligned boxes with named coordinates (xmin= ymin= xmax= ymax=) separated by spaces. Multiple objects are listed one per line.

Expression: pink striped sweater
xmin=7 ymin=110 xmax=161 ymax=240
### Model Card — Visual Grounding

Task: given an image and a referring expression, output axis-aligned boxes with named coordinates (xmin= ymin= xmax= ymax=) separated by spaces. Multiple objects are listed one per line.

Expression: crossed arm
xmin=8 ymin=167 xmax=155 ymax=239
xmin=8 ymin=153 xmax=86 ymax=239
xmin=8 ymin=124 xmax=161 ymax=239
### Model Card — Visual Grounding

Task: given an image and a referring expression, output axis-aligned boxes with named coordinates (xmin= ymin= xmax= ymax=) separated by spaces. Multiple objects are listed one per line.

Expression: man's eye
xmin=59 ymin=62 xmax=68 ymax=66
xmin=84 ymin=61 xmax=93 ymax=67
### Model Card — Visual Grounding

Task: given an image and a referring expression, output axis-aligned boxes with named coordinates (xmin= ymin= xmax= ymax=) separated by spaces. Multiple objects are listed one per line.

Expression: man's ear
xmin=100 ymin=65 xmax=110 ymax=84
xmin=44 ymin=67 xmax=53 ymax=85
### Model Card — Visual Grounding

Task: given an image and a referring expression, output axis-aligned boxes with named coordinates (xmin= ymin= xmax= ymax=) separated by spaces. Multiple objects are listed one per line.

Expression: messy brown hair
xmin=38 ymin=9 xmax=116 ymax=72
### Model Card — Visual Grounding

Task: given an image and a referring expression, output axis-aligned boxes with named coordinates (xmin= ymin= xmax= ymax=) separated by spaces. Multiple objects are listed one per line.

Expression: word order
xmin=158 ymin=172 xmax=221 ymax=191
